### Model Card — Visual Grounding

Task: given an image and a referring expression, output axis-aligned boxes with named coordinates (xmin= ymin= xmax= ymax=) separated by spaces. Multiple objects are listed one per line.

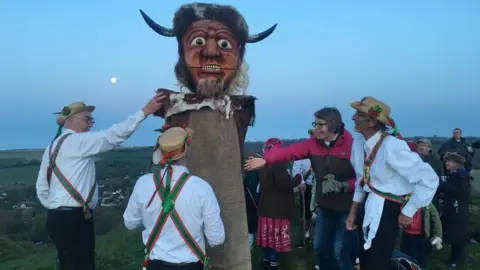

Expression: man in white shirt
xmin=345 ymin=96 xmax=439 ymax=270
xmin=291 ymin=158 xmax=315 ymax=246
xmin=36 ymin=95 xmax=164 ymax=270
xmin=123 ymin=126 xmax=225 ymax=270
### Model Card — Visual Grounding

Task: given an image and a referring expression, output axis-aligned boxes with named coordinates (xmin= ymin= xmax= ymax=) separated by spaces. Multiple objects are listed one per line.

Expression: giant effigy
xmin=139 ymin=3 xmax=276 ymax=269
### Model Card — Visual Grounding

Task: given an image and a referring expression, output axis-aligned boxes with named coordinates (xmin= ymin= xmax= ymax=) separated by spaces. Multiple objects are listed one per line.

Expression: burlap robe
xmin=187 ymin=109 xmax=251 ymax=270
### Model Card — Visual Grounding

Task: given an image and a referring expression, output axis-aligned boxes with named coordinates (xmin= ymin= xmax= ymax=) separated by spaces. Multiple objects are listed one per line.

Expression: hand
xmin=322 ymin=180 xmax=338 ymax=195
xmin=345 ymin=211 xmax=357 ymax=231
xmin=142 ymin=93 xmax=167 ymax=116
xmin=299 ymin=183 xmax=306 ymax=193
xmin=398 ymin=213 xmax=413 ymax=228
xmin=244 ymin=157 xmax=266 ymax=171
xmin=467 ymin=146 xmax=473 ymax=153
xmin=431 ymin=236 xmax=443 ymax=250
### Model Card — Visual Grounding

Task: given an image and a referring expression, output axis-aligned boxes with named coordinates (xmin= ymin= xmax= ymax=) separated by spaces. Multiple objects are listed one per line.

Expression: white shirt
xmin=351 ymin=132 xmax=439 ymax=249
xmin=123 ymin=165 xmax=225 ymax=263
xmin=36 ymin=110 xmax=146 ymax=209
xmin=292 ymin=159 xmax=315 ymax=185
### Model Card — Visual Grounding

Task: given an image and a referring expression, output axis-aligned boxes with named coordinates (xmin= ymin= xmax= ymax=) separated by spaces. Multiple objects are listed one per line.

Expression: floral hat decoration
xmin=52 ymin=102 xmax=95 ymax=138
xmin=152 ymin=125 xmax=194 ymax=167
xmin=350 ymin=96 xmax=403 ymax=139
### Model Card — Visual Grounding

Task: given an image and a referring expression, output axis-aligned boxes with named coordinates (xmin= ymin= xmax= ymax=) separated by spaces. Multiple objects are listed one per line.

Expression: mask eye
xmin=191 ymin=37 xmax=206 ymax=46
xmin=217 ymin=39 xmax=232 ymax=49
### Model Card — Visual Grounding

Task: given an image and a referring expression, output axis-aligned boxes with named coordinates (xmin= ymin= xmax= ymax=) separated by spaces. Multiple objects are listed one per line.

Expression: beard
xmin=196 ymin=78 xmax=225 ymax=97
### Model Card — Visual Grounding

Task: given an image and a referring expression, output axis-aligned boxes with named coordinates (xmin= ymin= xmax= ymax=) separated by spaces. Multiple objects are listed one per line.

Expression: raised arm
xmin=264 ymin=139 xmax=312 ymax=165
xmin=386 ymin=139 xmax=439 ymax=218
xmin=63 ymin=94 xmax=165 ymax=158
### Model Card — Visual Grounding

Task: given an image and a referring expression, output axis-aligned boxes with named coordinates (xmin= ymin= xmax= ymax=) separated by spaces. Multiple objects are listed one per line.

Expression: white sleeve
xmin=386 ymin=140 xmax=440 ymax=218
xmin=201 ymin=185 xmax=225 ymax=247
xmin=123 ymin=177 xmax=144 ymax=230
xmin=63 ymin=110 xmax=146 ymax=158
xmin=351 ymin=141 xmax=366 ymax=203
xmin=35 ymin=148 xmax=50 ymax=208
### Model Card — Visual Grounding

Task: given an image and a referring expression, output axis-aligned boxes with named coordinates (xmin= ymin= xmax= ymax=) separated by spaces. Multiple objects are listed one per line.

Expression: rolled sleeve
xmin=387 ymin=140 xmax=439 ymax=218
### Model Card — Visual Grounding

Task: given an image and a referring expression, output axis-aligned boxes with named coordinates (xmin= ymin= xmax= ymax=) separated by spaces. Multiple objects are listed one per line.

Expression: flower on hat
xmin=61 ymin=106 xmax=71 ymax=116
xmin=367 ymin=105 xmax=383 ymax=118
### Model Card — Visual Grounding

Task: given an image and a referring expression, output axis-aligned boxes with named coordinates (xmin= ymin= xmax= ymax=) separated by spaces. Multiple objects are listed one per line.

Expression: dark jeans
xmin=147 ymin=260 xmax=203 ymax=270
xmin=46 ymin=207 xmax=95 ymax=270
xmin=400 ymin=233 xmax=428 ymax=268
xmin=314 ymin=207 xmax=354 ymax=270
xmin=357 ymin=198 xmax=401 ymax=270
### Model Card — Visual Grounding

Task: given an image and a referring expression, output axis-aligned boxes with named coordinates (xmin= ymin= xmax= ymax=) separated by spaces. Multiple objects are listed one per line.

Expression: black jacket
xmin=438 ymin=137 xmax=474 ymax=171
xmin=439 ymin=170 xmax=472 ymax=245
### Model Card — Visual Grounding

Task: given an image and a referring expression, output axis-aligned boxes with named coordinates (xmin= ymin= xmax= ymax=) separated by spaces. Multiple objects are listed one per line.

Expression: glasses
xmin=312 ymin=122 xmax=327 ymax=128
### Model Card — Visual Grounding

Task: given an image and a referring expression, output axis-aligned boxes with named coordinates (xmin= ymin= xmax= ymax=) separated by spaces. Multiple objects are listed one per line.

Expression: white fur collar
xmin=166 ymin=93 xmax=242 ymax=119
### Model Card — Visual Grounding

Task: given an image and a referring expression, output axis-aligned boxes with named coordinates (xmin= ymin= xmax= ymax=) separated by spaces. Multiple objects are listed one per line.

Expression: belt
xmin=151 ymin=260 xmax=201 ymax=266
xmin=51 ymin=206 xmax=92 ymax=211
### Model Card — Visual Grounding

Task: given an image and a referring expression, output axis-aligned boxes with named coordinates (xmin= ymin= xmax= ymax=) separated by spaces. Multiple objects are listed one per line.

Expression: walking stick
xmin=301 ymin=189 xmax=306 ymax=247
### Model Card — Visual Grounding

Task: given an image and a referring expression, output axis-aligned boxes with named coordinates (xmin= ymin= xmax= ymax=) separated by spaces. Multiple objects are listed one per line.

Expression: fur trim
xmin=172 ymin=3 xmax=249 ymax=44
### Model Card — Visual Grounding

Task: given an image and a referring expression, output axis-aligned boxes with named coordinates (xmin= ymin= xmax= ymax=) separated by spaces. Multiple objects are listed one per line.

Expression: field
xmin=1 ymin=141 xmax=480 ymax=269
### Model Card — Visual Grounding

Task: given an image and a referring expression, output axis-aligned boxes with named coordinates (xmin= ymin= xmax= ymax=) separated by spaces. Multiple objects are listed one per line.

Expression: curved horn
xmin=247 ymin=23 xmax=277 ymax=43
xmin=139 ymin=9 xmax=175 ymax=37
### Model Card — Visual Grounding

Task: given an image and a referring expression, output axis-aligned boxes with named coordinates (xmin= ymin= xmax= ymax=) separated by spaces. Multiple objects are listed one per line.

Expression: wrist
xmin=142 ymin=107 xmax=151 ymax=116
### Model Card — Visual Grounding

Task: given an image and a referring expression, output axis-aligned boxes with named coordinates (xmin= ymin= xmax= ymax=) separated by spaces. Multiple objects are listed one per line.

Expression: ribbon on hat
xmin=53 ymin=106 xmax=72 ymax=140
xmin=157 ymin=124 xmax=193 ymax=167
xmin=385 ymin=116 xmax=403 ymax=140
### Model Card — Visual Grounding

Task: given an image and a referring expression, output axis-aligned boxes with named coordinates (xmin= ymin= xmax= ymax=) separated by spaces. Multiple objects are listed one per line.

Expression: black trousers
xmin=147 ymin=260 xmax=203 ymax=270
xmin=357 ymin=198 xmax=401 ymax=270
xmin=46 ymin=207 xmax=95 ymax=270
xmin=450 ymin=243 xmax=468 ymax=264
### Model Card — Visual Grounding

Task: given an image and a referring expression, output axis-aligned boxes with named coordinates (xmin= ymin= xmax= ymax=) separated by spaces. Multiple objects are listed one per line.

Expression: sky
xmin=1 ymin=0 xmax=480 ymax=150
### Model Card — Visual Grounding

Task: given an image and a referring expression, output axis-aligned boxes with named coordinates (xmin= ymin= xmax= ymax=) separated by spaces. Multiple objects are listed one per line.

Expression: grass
xmin=1 ymin=169 xmax=479 ymax=269
xmin=0 ymin=165 xmax=39 ymax=189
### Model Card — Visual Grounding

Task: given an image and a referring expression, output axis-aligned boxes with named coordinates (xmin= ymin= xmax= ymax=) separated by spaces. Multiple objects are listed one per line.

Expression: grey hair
xmin=314 ymin=107 xmax=343 ymax=133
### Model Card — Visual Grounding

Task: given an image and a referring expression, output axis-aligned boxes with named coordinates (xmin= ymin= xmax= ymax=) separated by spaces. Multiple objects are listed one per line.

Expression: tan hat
xmin=53 ymin=102 xmax=95 ymax=126
xmin=351 ymin=96 xmax=402 ymax=139
xmin=152 ymin=126 xmax=194 ymax=165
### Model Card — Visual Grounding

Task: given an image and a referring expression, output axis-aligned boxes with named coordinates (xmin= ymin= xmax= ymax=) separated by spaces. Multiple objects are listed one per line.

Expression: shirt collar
xmin=62 ymin=128 xmax=77 ymax=134
xmin=364 ymin=131 xmax=383 ymax=153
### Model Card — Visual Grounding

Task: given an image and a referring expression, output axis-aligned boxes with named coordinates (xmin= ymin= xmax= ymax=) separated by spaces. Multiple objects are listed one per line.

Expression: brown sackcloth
xmin=187 ymin=109 xmax=251 ymax=270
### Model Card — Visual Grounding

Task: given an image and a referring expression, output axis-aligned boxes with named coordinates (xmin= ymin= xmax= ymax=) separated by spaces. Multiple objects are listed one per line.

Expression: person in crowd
xmin=439 ymin=152 xmax=472 ymax=268
xmin=253 ymin=138 xmax=300 ymax=270
xmin=438 ymin=128 xmax=474 ymax=172
xmin=36 ymin=95 xmax=164 ymax=270
xmin=345 ymin=96 xmax=439 ymax=270
xmin=246 ymin=107 xmax=356 ymax=270
xmin=244 ymin=153 xmax=261 ymax=251
xmin=291 ymin=158 xmax=315 ymax=247
xmin=417 ymin=138 xmax=444 ymax=177
xmin=400 ymin=202 xmax=443 ymax=269
xmin=123 ymin=126 xmax=225 ymax=270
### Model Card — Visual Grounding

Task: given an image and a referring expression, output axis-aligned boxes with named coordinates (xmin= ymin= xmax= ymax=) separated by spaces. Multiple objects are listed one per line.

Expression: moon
xmin=110 ymin=77 xmax=117 ymax=84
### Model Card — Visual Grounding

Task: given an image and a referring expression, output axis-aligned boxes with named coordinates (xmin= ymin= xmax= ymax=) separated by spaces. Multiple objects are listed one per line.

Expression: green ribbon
xmin=54 ymin=125 xmax=63 ymax=139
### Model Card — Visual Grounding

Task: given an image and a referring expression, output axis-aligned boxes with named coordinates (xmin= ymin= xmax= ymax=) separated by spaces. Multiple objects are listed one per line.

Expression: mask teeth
xmin=202 ymin=64 xmax=221 ymax=71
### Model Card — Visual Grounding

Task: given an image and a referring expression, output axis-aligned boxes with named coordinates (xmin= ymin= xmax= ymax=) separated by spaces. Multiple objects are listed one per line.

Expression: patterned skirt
xmin=256 ymin=216 xmax=292 ymax=252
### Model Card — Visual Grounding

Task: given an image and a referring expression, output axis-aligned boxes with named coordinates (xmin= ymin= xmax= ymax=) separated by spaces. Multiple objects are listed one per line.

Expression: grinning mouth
xmin=202 ymin=64 xmax=221 ymax=72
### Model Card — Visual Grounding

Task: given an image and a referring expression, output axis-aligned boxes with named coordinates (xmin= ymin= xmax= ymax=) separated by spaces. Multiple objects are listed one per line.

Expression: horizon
xmin=2 ymin=0 xmax=479 ymax=150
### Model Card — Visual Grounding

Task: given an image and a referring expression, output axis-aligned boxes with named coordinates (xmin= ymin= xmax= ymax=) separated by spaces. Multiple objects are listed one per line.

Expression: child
xmin=440 ymin=152 xmax=472 ymax=267
xmin=244 ymin=153 xmax=261 ymax=251
xmin=400 ymin=202 xmax=443 ymax=269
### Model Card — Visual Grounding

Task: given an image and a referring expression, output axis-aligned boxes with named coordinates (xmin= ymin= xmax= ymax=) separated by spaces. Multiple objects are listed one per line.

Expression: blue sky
xmin=1 ymin=0 xmax=479 ymax=150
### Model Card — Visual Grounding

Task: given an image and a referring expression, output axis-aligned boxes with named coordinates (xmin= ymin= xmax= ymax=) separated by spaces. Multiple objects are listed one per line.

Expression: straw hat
xmin=350 ymin=96 xmax=402 ymax=139
xmin=53 ymin=102 xmax=95 ymax=126
xmin=152 ymin=126 xmax=194 ymax=165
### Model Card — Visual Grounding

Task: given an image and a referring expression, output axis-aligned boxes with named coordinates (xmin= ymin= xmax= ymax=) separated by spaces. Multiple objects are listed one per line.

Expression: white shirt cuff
xmin=401 ymin=202 xmax=418 ymax=218
xmin=353 ymin=190 xmax=366 ymax=203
